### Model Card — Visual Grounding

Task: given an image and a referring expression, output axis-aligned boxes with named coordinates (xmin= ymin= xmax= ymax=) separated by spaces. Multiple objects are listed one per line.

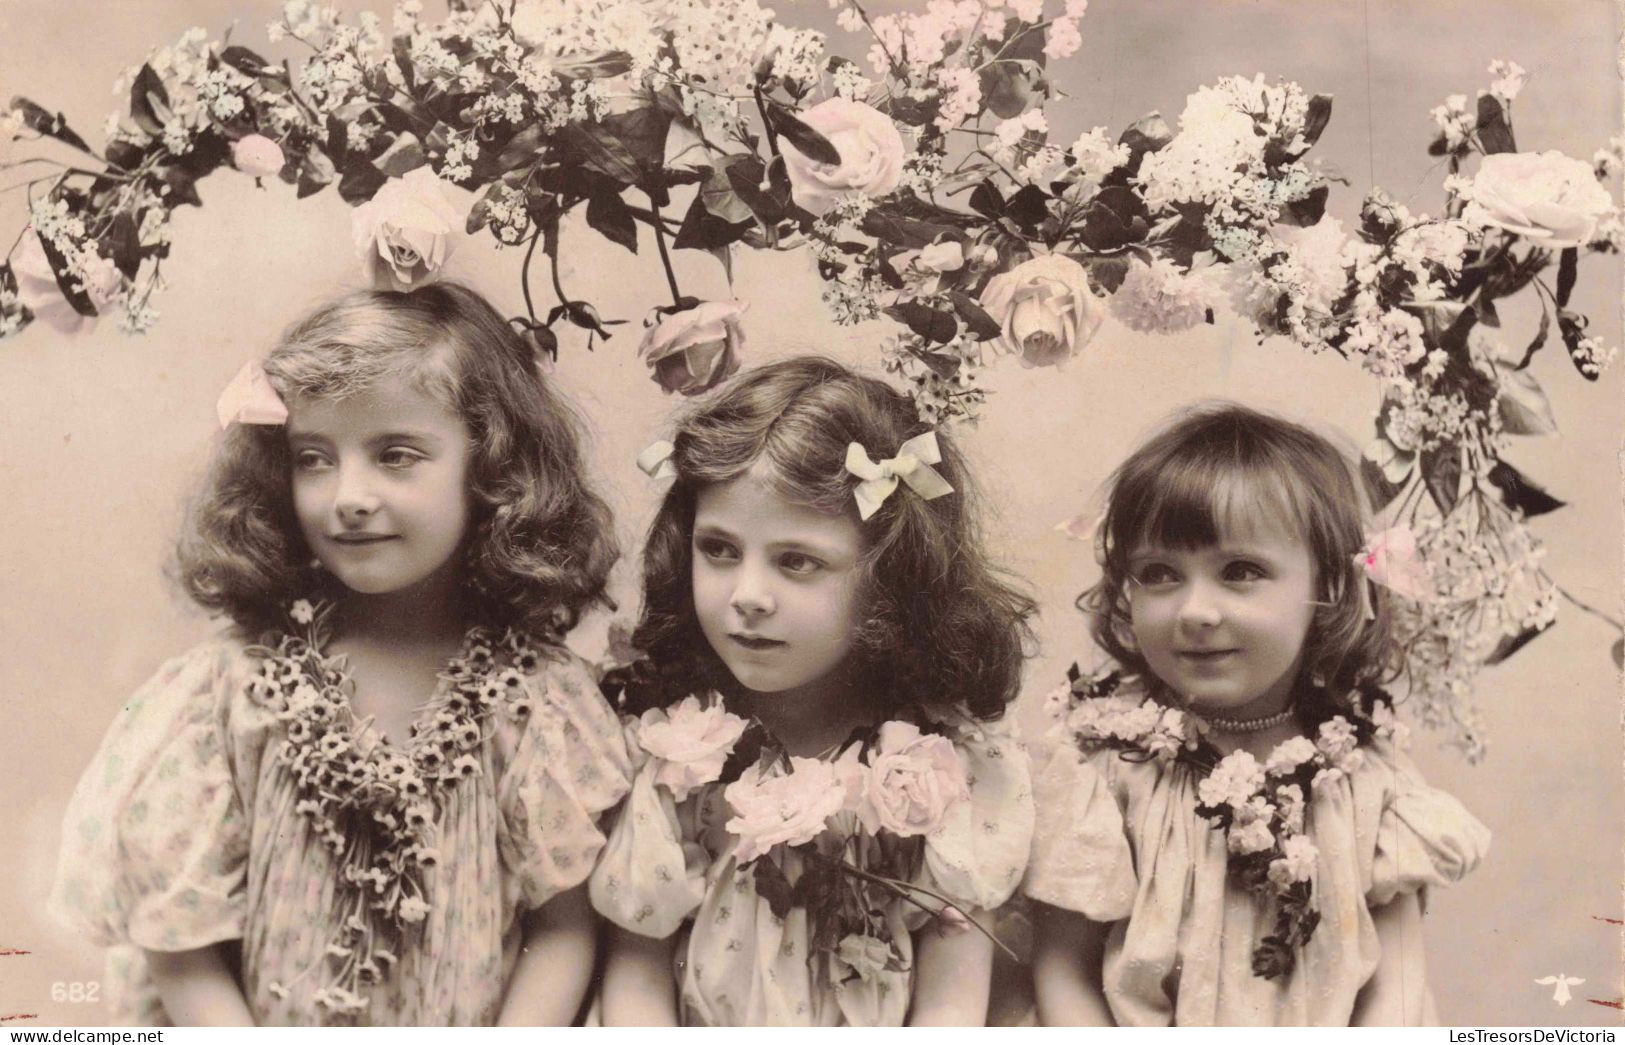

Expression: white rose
xmin=638 ymin=695 xmax=748 ymax=801
xmin=350 ymin=167 xmax=464 ymax=289
xmin=1462 ymin=151 xmax=1614 ymax=248
xmin=639 ymin=300 xmax=746 ymax=396
xmin=780 ymin=98 xmax=905 ymax=217
xmin=978 ymin=254 xmax=1104 ymax=368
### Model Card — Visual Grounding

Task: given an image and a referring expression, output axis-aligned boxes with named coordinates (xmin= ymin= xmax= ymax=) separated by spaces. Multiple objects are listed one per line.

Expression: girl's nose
xmin=1176 ymin=581 xmax=1223 ymax=629
xmin=334 ymin=468 xmax=382 ymax=524
xmin=729 ymin=563 xmax=776 ymax=619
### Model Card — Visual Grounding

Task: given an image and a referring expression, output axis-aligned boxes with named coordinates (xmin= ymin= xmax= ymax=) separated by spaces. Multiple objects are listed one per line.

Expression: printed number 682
xmin=51 ymin=982 xmax=100 ymax=1003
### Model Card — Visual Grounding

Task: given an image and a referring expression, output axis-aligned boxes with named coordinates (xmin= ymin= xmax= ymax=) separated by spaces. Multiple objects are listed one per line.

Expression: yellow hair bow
xmin=637 ymin=439 xmax=677 ymax=480
xmin=844 ymin=431 xmax=955 ymax=520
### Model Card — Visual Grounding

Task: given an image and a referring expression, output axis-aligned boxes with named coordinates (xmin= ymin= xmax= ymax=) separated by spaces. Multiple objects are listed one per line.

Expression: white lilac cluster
xmin=669 ymin=0 xmax=775 ymax=94
xmin=1065 ymin=126 xmax=1131 ymax=199
xmin=1109 ymin=257 xmax=1213 ymax=334
xmin=1486 ymin=59 xmax=1527 ymax=104
xmin=881 ymin=335 xmax=988 ymax=426
xmin=992 ymin=110 xmax=1061 ymax=186
xmin=1430 ymin=93 xmax=1474 ymax=150
xmin=764 ymin=23 xmax=826 ymax=87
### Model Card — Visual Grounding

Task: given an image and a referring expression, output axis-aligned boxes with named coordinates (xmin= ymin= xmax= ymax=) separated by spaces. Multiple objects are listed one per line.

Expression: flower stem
xmin=519 ymin=229 xmax=541 ymax=322
xmin=803 ymin=850 xmax=1018 ymax=961
xmin=1556 ymin=585 xmax=1623 ymax=631
xmin=648 ymin=193 xmax=683 ymax=307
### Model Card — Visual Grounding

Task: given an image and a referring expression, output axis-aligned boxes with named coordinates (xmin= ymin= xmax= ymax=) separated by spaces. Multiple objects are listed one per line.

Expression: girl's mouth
xmin=1178 ymin=649 xmax=1239 ymax=662
xmin=729 ymin=634 xmax=785 ymax=651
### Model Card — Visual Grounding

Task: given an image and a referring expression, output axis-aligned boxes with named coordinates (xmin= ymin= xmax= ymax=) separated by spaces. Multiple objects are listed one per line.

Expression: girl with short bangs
xmin=50 ymin=283 xmax=630 ymax=1026
xmin=1026 ymin=402 xmax=1489 ymax=1026
xmin=591 ymin=356 xmax=1037 ymax=1026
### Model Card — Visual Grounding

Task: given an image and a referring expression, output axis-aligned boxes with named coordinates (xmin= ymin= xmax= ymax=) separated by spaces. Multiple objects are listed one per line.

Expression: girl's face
xmin=1126 ymin=514 xmax=1317 ymax=720
xmin=691 ymin=470 xmax=863 ymax=701
xmin=288 ymin=373 xmax=473 ymax=598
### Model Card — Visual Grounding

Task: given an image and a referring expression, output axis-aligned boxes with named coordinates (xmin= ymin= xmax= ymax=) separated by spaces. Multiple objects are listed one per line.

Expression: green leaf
xmin=130 ymin=64 xmax=172 ymax=137
xmin=552 ymin=50 xmax=634 ymax=80
xmin=1475 ymin=94 xmax=1516 ymax=154
xmin=1485 ymin=460 xmax=1565 ymax=517
xmin=979 ymin=60 xmax=1042 ymax=120
xmin=392 ymin=38 xmax=417 ymax=93
xmin=884 ymin=301 xmax=958 ymax=344
xmin=1555 ymin=247 xmax=1578 ymax=307
xmin=586 ymin=189 xmax=639 ymax=253
xmin=766 ymin=104 xmax=840 ymax=166
xmin=9 ymin=97 xmax=93 ymax=155
xmin=1419 ymin=442 xmax=1463 ymax=514
xmin=999 ymin=20 xmax=1050 ymax=64
xmin=1358 ymin=456 xmax=1405 ymax=512
xmin=949 ymin=290 xmax=1002 ymax=341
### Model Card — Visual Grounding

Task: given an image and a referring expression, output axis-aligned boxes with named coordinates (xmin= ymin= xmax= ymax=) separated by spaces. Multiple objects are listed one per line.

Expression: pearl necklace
xmin=1199 ymin=704 xmax=1296 ymax=733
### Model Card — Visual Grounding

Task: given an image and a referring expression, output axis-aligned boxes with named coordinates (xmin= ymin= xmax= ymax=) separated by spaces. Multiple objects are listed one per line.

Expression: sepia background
xmin=1 ymin=0 xmax=1620 ymax=1026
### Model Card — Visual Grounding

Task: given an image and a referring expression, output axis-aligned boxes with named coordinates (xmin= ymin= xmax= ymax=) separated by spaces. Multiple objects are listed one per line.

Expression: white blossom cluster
xmin=881 ymin=335 xmax=987 ymax=425
xmin=1109 ymin=258 xmax=1214 ymax=334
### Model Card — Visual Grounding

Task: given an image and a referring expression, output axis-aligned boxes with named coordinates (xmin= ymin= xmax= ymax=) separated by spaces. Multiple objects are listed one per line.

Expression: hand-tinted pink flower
xmin=638 ymin=695 xmax=748 ymax=801
xmin=12 ymin=233 xmax=121 ymax=333
xmin=351 ymin=167 xmax=463 ymax=289
xmin=780 ymin=98 xmax=905 ymax=217
xmin=639 ymin=300 xmax=746 ymax=395
xmin=848 ymin=721 xmax=968 ymax=837
xmin=724 ymin=756 xmax=845 ymax=862
xmin=232 ymin=134 xmax=286 ymax=178
xmin=1355 ymin=525 xmax=1433 ymax=602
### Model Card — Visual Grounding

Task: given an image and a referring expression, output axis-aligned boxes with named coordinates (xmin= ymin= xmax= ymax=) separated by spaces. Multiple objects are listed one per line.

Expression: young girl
xmin=1025 ymin=403 xmax=1490 ymax=1026
xmin=48 ymin=283 xmax=631 ymax=1026
xmin=589 ymin=356 xmax=1037 ymax=1026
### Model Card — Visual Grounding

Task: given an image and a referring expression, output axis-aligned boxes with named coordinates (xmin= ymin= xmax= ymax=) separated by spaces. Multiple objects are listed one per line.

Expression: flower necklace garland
xmin=626 ymin=694 xmax=1012 ymax=986
xmin=243 ymin=598 xmax=544 ymax=1020
xmin=1046 ymin=667 xmax=1409 ymax=980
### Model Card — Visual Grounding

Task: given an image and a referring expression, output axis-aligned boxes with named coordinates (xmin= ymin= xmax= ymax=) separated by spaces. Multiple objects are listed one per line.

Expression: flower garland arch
xmin=3 ymin=0 xmax=1621 ymax=758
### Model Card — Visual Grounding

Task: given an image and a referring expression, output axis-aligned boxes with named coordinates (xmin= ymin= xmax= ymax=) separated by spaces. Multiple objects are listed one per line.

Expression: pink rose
xmin=978 ymin=254 xmax=1104 ymax=368
xmin=724 ymin=756 xmax=846 ymax=862
xmin=233 ymin=134 xmax=286 ymax=178
xmin=12 ymin=232 xmax=121 ymax=334
xmin=846 ymin=722 xmax=968 ymax=837
xmin=639 ymin=300 xmax=746 ymax=396
xmin=1463 ymin=151 xmax=1615 ymax=248
xmin=1356 ymin=525 xmax=1433 ymax=603
xmin=637 ymin=695 xmax=748 ymax=801
xmin=350 ymin=167 xmax=464 ymax=289
xmin=780 ymin=98 xmax=905 ymax=217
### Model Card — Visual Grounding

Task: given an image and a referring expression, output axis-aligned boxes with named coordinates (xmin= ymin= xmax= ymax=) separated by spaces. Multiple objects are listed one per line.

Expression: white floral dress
xmin=590 ymin=710 xmax=1034 ymax=1026
xmin=48 ymin=629 xmax=631 ymax=1026
xmin=1023 ymin=737 xmax=1490 ymax=1026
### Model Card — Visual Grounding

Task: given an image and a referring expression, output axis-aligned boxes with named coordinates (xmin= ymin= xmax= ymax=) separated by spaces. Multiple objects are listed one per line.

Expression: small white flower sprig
xmin=245 ymin=597 xmax=544 ymax=1021
xmin=625 ymin=694 xmax=1015 ymax=985
xmin=1047 ymin=665 xmax=1409 ymax=980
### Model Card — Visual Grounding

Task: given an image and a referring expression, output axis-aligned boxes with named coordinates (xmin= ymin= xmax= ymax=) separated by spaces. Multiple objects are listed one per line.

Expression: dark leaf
xmin=1555 ymin=247 xmax=1578 ymax=307
xmin=673 ymin=189 xmax=751 ymax=251
xmin=496 ymin=125 xmax=549 ymax=174
xmin=1118 ymin=112 xmax=1173 ymax=168
xmin=766 ymin=105 xmax=840 ymax=166
xmin=1557 ymin=310 xmax=1601 ymax=380
xmin=699 ymin=166 xmax=754 ymax=224
xmin=297 ymin=147 xmax=336 ymax=198
xmin=1359 ymin=456 xmax=1405 ymax=513
xmin=1003 ymin=184 xmax=1051 ymax=231
xmin=1477 ymin=297 xmax=1500 ymax=328
xmin=1485 ymin=460 xmax=1566 ymax=517
xmin=525 ymin=323 xmax=558 ymax=361
xmin=375 ymin=101 xmax=426 ymax=136
xmin=1475 ymin=93 xmax=1516 ymax=154
xmin=104 ymin=212 xmax=141 ymax=279
xmin=602 ymin=104 xmax=673 ymax=169
xmin=560 ymin=123 xmax=644 ymax=185
xmin=337 ymin=159 xmax=388 ymax=205
xmin=104 ymin=138 xmax=146 ymax=172
xmin=559 ymin=300 xmax=626 ymax=338
xmin=707 ymin=244 xmax=734 ymax=283
xmin=1427 ymin=135 xmax=1450 ymax=157
xmin=884 ymin=301 xmax=958 ymax=344
xmin=586 ymin=189 xmax=639 ymax=252
xmin=159 ymin=164 xmax=202 ymax=208
xmin=1083 ymin=254 xmax=1132 ymax=294
xmin=753 ymin=858 xmax=795 ymax=920
xmin=325 ymin=115 xmax=349 ymax=167
xmin=9 ymin=97 xmax=93 ymax=155
xmin=968 ymin=181 xmax=1005 ymax=220
xmin=1419 ymin=442 xmax=1463 ymax=514
xmin=880 ymin=92 xmax=939 ymax=128
xmin=130 ymin=64 xmax=172 ymax=137
xmin=375 ymin=134 xmax=427 ymax=177
xmin=979 ymin=60 xmax=1041 ymax=120
xmin=219 ymin=46 xmax=274 ymax=78
xmin=1000 ymin=20 xmax=1050 ymax=63
xmin=724 ymin=156 xmax=793 ymax=225
xmin=1484 ymin=618 xmax=1554 ymax=666
xmin=1279 ymin=185 xmax=1329 ymax=227
xmin=36 ymin=233 xmax=97 ymax=317
xmin=553 ymin=50 xmax=635 ymax=80
xmin=915 ymin=350 xmax=961 ymax=380
xmin=1079 ymin=185 xmax=1148 ymax=251
xmin=1495 ymin=366 xmax=1558 ymax=435
xmin=466 ymin=180 xmax=503 ymax=234
xmin=392 ymin=38 xmax=417 ymax=93
xmin=949 ymin=290 xmax=1002 ymax=340
xmin=1299 ymin=94 xmax=1333 ymax=152
xmin=1515 ymin=306 xmax=1550 ymax=367
xmin=859 ymin=210 xmax=962 ymax=249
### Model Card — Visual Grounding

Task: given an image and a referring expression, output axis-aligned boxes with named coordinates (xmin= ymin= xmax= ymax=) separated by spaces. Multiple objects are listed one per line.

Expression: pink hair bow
xmin=1355 ymin=525 xmax=1432 ymax=603
xmin=215 ymin=360 xmax=288 ymax=429
xmin=844 ymin=431 xmax=954 ymax=520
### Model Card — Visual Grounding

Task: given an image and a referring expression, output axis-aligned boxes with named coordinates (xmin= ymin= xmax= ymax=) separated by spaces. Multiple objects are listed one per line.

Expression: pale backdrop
xmin=1 ymin=0 xmax=1620 ymax=1027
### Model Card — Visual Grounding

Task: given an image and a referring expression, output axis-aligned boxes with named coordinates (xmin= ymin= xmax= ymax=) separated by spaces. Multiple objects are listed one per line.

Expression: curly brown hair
xmin=627 ymin=356 xmax=1035 ymax=722
xmin=1080 ymin=402 xmax=1402 ymax=718
xmin=174 ymin=282 xmax=618 ymax=636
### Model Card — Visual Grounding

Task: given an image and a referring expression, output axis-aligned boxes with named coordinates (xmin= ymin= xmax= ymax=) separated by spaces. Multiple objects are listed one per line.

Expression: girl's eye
xmin=696 ymin=537 xmax=739 ymax=562
xmin=293 ymin=449 xmax=331 ymax=471
xmin=380 ymin=447 xmax=424 ymax=469
xmin=779 ymin=552 xmax=823 ymax=576
xmin=1132 ymin=563 xmax=1179 ymax=587
xmin=1223 ymin=561 xmax=1267 ymax=583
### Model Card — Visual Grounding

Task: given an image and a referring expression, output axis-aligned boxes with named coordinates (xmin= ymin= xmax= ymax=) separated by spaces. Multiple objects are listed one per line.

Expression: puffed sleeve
xmin=1364 ymin=744 xmax=1491 ymax=907
xmin=911 ymin=715 xmax=1035 ymax=916
xmin=1021 ymin=744 xmax=1137 ymax=922
xmin=48 ymin=641 xmax=252 ymax=952
xmin=497 ymin=649 xmax=633 ymax=910
xmin=587 ymin=754 xmax=709 ymax=939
